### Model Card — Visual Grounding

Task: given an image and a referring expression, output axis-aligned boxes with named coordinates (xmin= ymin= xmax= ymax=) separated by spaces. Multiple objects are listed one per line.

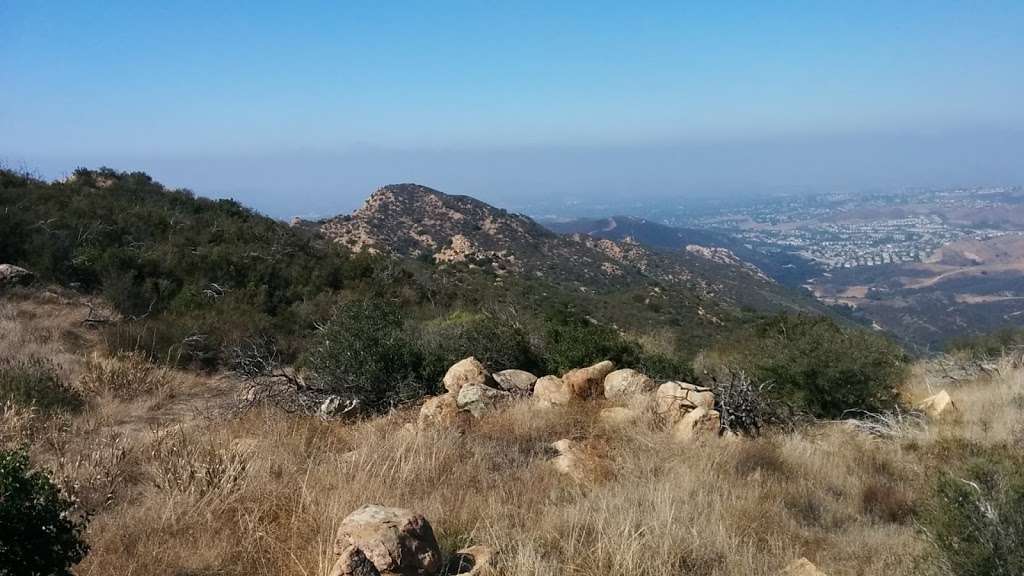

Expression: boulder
xmin=456 ymin=384 xmax=511 ymax=418
xmin=550 ymin=438 xmax=607 ymax=483
xmin=492 ymin=369 xmax=538 ymax=394
xmin=534 ymin=375 xmax=572 ymax=406
xmin=917 ymin=390 xmax=954 ymax=419
xmin=329 ymin=505 xmax=441 ymax=576
xmin=603 ymin=368 xmax=655 ymax=400
xmin=599 ymin=406 xmax=642 ymax=427
xmin=443 ymin=357 xmax=493 ymax=395
xmin=562 ymin=360 xmax=615 ymax=400
xmin=418 ymin=393 xmax=464 ymax=428
xmin=654 ymin=381 xmax=715 ymax=424
xmin=779 ymin=557 xmax=827 ymax=576
xmin=672 ymin=406 xmax=721 ymax=442
xmin=0 ymin=264 xmax=33 ymax=289
xmin=443 ymin=545 xmax=495 ymax=575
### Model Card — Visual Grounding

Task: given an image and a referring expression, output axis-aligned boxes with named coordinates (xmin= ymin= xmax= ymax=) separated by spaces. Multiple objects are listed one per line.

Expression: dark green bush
xmin=947 ymin=327 xmax=1024 ymax=359
xmin=0 ymin=449 xmax=89 ymax=576
xmin=417 ymin=311 xmax=539 ymax=385
xmin=0 ymin=358 xmax=82 ymax=413
xmin=539 ymin=308 xmax=642 ymax=374
xmin=306 ymin=299 xmax=424 ymax=410
xmin=704 ymin=314 xmax=906 ymax=418
xmin=921 ymin=446 xmax=1024 ymax=575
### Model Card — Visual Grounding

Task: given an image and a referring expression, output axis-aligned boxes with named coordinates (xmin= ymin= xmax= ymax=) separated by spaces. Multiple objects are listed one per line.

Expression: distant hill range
xmin=545 ymin=215 xmax=821 ymax=286
xmin=318 ymin=184 xmax=827 ymax=326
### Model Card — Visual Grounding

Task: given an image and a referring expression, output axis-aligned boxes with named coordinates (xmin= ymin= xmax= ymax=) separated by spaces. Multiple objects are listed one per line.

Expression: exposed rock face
xmin=418 ymin=393 xmax=464 ymax=428
xmin=0 ymin=264 xmax=33 ymax=288
xmin=654 ymin=381 xmax=715 ymax=423
xmin=492 ymin=369 xmax=537 ymax=394
xmin=917 ymin=390 xmax=954 ymax=418
xmin=562 ymin=360 xmax=615 ymax=400
xmin=443 ymin=357 xmax=493 ymax=395
xmin=456 ymin=384 xmax=511 ymax=418
xmin=534 ymin=375 xmax=572 ymax=406
xmin=330 ymin=505 xmax=441 ymax=576
xmin=780 ymin=557 xmax=827 ymax=576
xmin=603 ymin=368 xmax=655 ymax=400
xmin=672 ymin=406 xmax=722 ymax=442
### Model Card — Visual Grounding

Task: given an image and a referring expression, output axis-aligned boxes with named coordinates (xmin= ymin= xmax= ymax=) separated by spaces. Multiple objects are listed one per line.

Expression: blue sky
xmin=3 ymin=1 xmax=1023 ymax=216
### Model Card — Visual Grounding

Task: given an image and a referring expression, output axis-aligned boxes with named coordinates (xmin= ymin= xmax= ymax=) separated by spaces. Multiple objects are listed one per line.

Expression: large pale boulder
xmin=329 ymin=505 xmax=441 ymax=576
xmin=0 ymin=264 xmax=33 ymax=289
xmin=654 ymin=381 xmax=715 ymax=423
xmin=917 ymin=390 xmax=954 ymax=419
xmin=456 ymin=384 xmax=511 ymax=418
xmin=418 ymin=393 xmax=464 ymax=428
xmin=603 ymin=368 xmax=655 ymax=400
xmin=492 ymin=369 xmax=537 ymax=394
xmin=534 ymin=375 xmax=572 ymax=406
xmin=780 ymin=557 xmax=827 ymax=576
xmin=599 ymin=406 xmax=642 ymax=427
xmin=563 ymin=360 xmax=615 ymax=399
xmin=672 ymin=406 xmax=721 ymax=442
xmin=443 ymin=357 xmax=493 ymax=395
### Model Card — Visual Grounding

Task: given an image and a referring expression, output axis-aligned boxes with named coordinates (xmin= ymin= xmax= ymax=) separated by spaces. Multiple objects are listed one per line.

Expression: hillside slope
xmin=320 ymin=185 xmax=826 ymax=322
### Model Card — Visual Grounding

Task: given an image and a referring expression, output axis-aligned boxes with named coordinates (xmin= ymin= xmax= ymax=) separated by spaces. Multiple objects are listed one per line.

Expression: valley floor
xmin=3 ymin=290 xmax=1022 ymax=575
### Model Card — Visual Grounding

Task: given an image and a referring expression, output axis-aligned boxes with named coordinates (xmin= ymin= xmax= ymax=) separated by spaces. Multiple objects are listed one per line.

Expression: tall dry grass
xmin=6 ymin=291 xmax=1024 ymax=575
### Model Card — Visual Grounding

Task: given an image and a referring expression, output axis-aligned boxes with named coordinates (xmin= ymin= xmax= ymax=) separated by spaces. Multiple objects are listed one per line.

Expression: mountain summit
xmin=320 ymin=184 xmax=822 ymax=316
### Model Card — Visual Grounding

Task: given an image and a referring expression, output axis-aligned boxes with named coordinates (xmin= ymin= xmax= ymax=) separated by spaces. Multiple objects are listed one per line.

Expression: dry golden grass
xmin=5 ymin=290 xmax=1023 ymax=575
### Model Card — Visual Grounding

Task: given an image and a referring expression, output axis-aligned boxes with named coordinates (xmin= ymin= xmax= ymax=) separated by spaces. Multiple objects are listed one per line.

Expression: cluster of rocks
xmin=328 ymin=504 xmax=491 ymax=576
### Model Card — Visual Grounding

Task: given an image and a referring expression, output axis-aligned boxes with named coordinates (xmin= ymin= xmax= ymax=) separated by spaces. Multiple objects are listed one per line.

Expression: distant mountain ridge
xmin=319 ymin=184 xmax=826 ymax=316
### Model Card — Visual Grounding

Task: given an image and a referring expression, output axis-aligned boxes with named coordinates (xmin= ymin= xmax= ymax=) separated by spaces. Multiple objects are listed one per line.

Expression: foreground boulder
xmin=780 ymin=557 xmax=827 ymax=576
xmin=917 ymin=389 xmax=954 ymax=419
xmin=562 ymin=360 xmax=615 ymax=399
xmin=443 ymin=357 xmax=493 ymax=395
xmin=534 ymin=375 xmax=572 ymax=406
xmin=603 ymin=368 xmax=655 ymax=400
xmin=672 ymin=406 xmax=721 ymax=442
xmin=330 ymin=505 xmax=441 ymax=576
xmin=492 ymin=369 xmax=537 ymax=394
xmin=456 ymin=384 xmax=511 ymax=418
xmin=418 ymin=393 xmax=464 ymax=428
xmin=654 ymin=381 xmax=715 ymax=423
xmin=0 ymin=264 xmax=33 ymax=289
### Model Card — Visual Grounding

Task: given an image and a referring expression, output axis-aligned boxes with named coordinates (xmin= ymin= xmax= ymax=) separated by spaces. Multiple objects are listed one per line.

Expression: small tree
xmin=0 ymin=449 xmax=89 ymax=576
xmin=307 ymin=299 xmax=423 ymax=411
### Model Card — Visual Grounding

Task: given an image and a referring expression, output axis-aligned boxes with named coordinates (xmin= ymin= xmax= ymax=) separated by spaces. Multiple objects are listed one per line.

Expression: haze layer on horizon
xmin=3 ymin=1 xmax=1023 ymax=218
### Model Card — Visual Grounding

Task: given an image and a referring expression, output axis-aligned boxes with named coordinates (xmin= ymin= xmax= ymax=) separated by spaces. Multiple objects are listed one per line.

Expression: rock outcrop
xmin=492 ymin=369 xmax=537 ymax=394
xmin=603 ymin=368 xmax=655 ymax=401
xmin=456 ymin=384 xmax=511 ymax=418
xmin=443 ymin=357 xmax=494 ymax=395
xmin=672 ymin=406 xmax=722 ymax=442
xmin=329 ymin=505 xmax=442 ymax=576
xmin=780 ymin=557 xmax=827 ymax=576
xmin=534 ymin=375 xmax=572 ymax=406
xmin=654 ymin=381 xmax=715 ymax=424
xmin=444 ymin=545 xmax=494 ymax=575
xmin=562 ymin=360 xmax=615 ymax=400
xmin=418 ymin=393 xmax=464 ymax=428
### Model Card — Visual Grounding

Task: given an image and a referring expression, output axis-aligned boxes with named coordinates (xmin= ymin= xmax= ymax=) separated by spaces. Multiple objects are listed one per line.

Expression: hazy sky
xmin=3 ymin=1 xmax=1023 ymax=217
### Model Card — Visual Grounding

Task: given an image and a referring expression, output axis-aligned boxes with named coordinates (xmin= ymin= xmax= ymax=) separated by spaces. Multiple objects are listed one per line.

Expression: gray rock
xmin=456 ymin=384 xmax=511 ymax=418
xmin=0 ymin=264 xmax=33 ymax=288
xmin=492 ymin=369 xmax=538 ymax=393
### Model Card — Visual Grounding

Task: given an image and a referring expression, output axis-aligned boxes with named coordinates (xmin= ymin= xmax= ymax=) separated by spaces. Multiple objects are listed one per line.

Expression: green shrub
xmin=947 ymin=327 xmax=1024 ymax=359
xmin=417 ymin=311 xmax=539 ymax=385
xmin=306 ymin=299 xmax=424 ymax=410
xmin=0 ymin=449 xmax=89 ymax=575
xmin=539 ymin=308 xmax=641 ymax=374
xmin=922 ymin=446 xmax=1024 ymax=575
xmin=0 ymin=358 xmax=82 ymax=413
xmin=703 ymin=314 xmax=906 ymax=418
